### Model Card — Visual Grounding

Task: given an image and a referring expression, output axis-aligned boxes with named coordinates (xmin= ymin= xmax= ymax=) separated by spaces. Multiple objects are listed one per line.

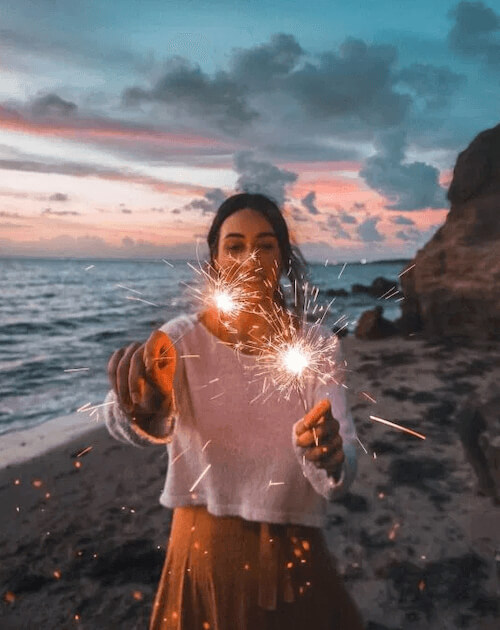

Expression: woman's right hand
xmin=107 ymin=330 xmax=177 ymax=432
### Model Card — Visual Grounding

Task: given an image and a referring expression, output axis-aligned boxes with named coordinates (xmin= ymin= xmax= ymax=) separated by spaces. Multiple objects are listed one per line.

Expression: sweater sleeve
xmin=103 ymin=387 xmax=178 ymax=447
xmin=291 ymin=335 xmax=358 ymax=501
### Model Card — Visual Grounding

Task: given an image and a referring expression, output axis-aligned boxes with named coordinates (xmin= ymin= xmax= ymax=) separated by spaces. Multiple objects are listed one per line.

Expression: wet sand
xmin=1 ymin=335 xmax=499 ymax=629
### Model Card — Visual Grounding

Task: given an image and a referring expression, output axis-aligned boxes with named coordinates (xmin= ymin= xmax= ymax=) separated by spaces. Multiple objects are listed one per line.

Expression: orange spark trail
xmin=369 ymin=415 xmax=426 ymax=440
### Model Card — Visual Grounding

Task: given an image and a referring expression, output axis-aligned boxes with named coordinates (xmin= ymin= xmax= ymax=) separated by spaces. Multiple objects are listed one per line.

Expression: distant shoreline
xmin=0 ymin=255 xmax=412 ymax=265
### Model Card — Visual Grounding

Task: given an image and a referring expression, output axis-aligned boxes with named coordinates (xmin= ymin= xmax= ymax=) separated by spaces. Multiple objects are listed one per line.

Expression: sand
xmin=1 ymin=335 xmax=499 ymax=629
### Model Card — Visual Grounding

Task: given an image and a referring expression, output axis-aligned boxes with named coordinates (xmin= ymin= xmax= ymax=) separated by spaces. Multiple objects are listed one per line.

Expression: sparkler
xmin=182 ymin=253 xmax=262 ymax=321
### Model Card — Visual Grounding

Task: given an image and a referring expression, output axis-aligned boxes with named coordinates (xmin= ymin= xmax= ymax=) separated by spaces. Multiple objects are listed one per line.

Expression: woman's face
xmin=214 ymin=208 xmax=283 ymax=300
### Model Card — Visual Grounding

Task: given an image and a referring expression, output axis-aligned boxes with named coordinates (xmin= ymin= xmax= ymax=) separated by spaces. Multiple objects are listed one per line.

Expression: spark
xmin=64 ymin=368 xmax=90 ymax=373
xmin=398 ymin=263 xmax=416 ymax=277
xmin=76 ymin=446 xmax=93 ymax=458
xmin=189 ymin=464 xmax=211 ymax=492
xmin=116 ymin=284 xmax=143 ymax=295
xmin=179 ymin=354 xmax=200 ymax=358
xmin=268 ymin=481 xmax=285 ymax=487
xmin=171 ymin=447 xmax=190 ymax=465
xmin=76 ymin=402 xmax=92 ymax=412
xmin=378 ymin=286 xmax=397 ymax=300
xmin=84 ymin=265 xmax=95 ymax=271
xmin=162 ymin=258 xmax=174 ymax=268
xmin=209 ymin=392 xmax=224 ymax=400
xmin=369 ymin=415 xmax=426 ymax=440
xmin=395 ymin=297 xmax=405 ymax=302
xmin=324 ymin=259 xmax=329 ymax=266
xmin=361 ymin=391 xmax=377 ymax=403
xmin=208 ymin=378 xmax=219 ymax=384
xmin=201 ymin=440 xmax=211 ymax=452
xmin=245 ymin=300 xmax=342 ymax=405
xmin=182 ymin=254 xmax=261 ymax=320
xmin=125 ymin=296 xmax=159 ymax=307
xmin=338 ymin=262 xmax=347 ymax=279
xmin=384 ymin=289 xmax=400 ymax=300
xmin=356 ymin=436 xmax=368 ymax=454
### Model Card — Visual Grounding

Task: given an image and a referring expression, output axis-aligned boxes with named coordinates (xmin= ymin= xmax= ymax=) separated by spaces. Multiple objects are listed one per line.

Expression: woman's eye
xmin=227 ymin=245 xmax=243 ymax=252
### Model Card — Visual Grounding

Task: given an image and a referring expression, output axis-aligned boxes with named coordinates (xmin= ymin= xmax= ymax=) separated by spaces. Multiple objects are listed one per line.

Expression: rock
xmin=398 ymin=123 xmax=500 ymax=340
xmin=351 ymin=277 xmax=397 ymax=298
xmin=355 ymin=306 xmax=398 ymax=340
xmin=332 ymin=324 xmax=349 ymax=337
xmin=457 ymin=391 xmax=500 ymax=501
xmin=324 ymin=288 xmax=349 ymax=297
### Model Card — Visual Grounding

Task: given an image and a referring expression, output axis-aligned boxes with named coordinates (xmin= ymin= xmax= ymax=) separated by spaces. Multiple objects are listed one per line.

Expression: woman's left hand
xmin=295 ymin=399 xmax=344 ymax=479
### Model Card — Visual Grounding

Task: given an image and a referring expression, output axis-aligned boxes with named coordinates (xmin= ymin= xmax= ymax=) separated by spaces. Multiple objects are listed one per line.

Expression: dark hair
xmin=207 ymin=192 xmax=308 ymax=318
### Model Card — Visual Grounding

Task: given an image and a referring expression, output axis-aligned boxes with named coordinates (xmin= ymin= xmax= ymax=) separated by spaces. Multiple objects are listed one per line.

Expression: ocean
xmin=0 ymin=257 xmax=409 ymax=435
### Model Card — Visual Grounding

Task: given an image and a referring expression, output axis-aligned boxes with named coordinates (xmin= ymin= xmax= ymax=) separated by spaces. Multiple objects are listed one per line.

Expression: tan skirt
xmin=150 ymin=505 xmax=365 ymax=630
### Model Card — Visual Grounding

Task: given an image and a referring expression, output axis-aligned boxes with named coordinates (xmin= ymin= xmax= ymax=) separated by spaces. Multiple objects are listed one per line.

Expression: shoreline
xmin=0 ymin=413 xmax=104 ymax=471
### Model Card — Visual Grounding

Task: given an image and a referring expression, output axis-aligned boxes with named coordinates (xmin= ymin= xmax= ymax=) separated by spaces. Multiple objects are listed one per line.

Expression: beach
xmin=1 ymin=334 xmax=499 ymax=629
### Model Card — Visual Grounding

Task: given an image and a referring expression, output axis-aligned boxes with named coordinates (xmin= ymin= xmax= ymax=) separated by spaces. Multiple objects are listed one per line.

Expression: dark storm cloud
xmin=30 ymin=93 xmax=77 ymax=117
xmin=229 ymin=33 xmax=304 ymax=90
xmin=301 ymin=191 xmax=320 ymax=215
xmin=396 ymin=63 xmax=465 ymax=110
xmin=234 ymin=152 xmax=297 ymax=206
xmin=284 ymin=38 xmax=410 ymax=127
xmin=359 ymin=129 xmax=447 ymax=211
xmin=356 ymin=217 xmax=385 ymax=242
xmin=448 ymin=1 xmax=500 ymax=66
xmin=123 ymin=57 xmax=258 ymax=133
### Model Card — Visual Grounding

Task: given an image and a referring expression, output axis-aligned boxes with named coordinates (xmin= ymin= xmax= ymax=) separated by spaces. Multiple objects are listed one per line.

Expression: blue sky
xmin=1 ymin=0 xmax=499 ymax=261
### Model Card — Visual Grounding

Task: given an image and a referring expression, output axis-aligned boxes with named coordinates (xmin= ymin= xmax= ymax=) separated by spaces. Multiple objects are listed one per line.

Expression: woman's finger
xmin=295 ymin=399 xmax=332 ymax=436
xmin=144 ymin=330 xmax=177 ymax=396
xmin=295 ymin=421 xmax=331 ymax=448
xmin=107 ymin=348 xmax=125 ymax=395
xmin=128 ymin=343 xmax=146 ymax=406
xmin=116 ymin=342 xmax=141 ymax=411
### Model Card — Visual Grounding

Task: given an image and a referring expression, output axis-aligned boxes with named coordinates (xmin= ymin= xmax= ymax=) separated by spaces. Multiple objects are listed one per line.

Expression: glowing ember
xmin=32 ymin=479 xmax=43 ymax=488
xmin=214 ymin=290 xmax=236 ymax=313
xmin=282 ymin=345 xmax=310 ymax=376
xmin=132 ymin=590 xmax=144 ymax=601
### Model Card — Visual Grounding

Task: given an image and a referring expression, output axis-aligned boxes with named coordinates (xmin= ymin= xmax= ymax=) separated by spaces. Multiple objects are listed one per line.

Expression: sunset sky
xmin=1 ymin=0 xmax=499 ymax=262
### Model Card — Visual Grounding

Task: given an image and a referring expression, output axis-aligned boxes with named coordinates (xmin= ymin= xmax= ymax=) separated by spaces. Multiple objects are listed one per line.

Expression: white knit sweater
xmin=103 ymin=312 xmax=358 ymax=528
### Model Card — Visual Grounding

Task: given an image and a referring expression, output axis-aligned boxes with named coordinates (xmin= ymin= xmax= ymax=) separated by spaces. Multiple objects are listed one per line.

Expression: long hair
xmin=206 ymin=193 xmax=308 ymax=319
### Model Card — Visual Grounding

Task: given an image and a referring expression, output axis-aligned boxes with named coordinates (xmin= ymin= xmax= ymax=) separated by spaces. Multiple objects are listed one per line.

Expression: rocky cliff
xmin=399 ymin=123 xmax=500 ymax=339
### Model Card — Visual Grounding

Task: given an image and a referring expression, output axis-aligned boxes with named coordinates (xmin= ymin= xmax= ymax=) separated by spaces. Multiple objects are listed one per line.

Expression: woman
xmin=104 ymin=193 xmax=365 ymax=630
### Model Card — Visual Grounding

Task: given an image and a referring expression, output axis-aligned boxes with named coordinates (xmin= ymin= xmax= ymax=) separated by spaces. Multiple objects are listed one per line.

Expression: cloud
xmin=183 ymin=188 xmax=226 ymax=216
xmin=290 ymin=205 xmax=309 ymax=223
xmin=49 ymin=192 xmax=69 ymax=202
xmin=448 ymin=1 xmax=500 ymax=67
xmin=339 ymin=210 xmax=357 ymax=224
xmin=391 ymin=215 xmax=415 ymax=225
xmin=359 ymin=129 xmax=447 ymax=210
xmin=324 ymin=214 xmax=351 ymax=240
xmin=123 ymin=56 xmax=258 ymax=133
xmin=42 ymin=208 xmax=81 ymax=216
xmin=395 ymin=224 xmax=442 ymax=243
xmin=121 ymin=208 xmax=132 ymax=214
xmin=0 ymin=221 xmax=26 ymax=228
xmin=285 ymin=38 xmax=410 ymax=127
xmin=0 ymin=210 xmax=21 ymax=218
xmin=234 ymin=151 xmax=297 ymax=206
xmin=230 ymin=33 xmax=304 ymax=90
xmin=301 ymin=191 xmax=320 ymax=215
xmin=30 ymin=93 xmax=77 ymax=117
xmin=396 ymin=63 xmax=465 ymax=110
xmin=150 ymin=207 xmax=165 ymax=213
xmin=356 ymin=217 xmax=385 ymax=242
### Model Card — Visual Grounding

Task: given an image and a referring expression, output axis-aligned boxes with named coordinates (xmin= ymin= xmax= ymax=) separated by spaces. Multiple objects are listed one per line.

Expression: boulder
xmin=351 ymin=276 xmax=397 ymax=298
xmin=457 ymin=387 xmax=500 ymax=502
xmin=398 ymin=123 xmax=500 ymax=340
xmin=354 ymin=306 xmax=398 ymax=340
xmin=324 ymin=288 xmax=349 ymax=297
